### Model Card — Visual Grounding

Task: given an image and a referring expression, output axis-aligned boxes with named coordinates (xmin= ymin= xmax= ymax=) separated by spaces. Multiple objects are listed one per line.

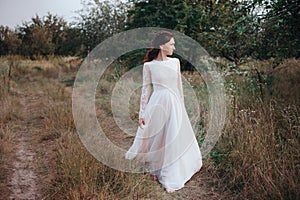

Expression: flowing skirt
xmin=125 ymin=88 xmax=202 ymax=190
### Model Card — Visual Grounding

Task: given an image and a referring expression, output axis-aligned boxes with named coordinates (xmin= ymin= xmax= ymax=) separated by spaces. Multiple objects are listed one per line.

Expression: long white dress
xmin=125 ymin=57 xmax=202 ymax=191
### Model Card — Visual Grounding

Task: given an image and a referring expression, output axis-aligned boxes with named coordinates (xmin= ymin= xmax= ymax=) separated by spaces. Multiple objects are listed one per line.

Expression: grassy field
xmin=0 ymin=55 xmax=299 ymax=199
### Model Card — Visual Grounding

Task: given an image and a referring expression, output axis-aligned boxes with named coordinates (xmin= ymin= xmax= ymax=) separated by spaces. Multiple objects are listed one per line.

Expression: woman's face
xmin=160 ymin=37 xmax=176 ymax=56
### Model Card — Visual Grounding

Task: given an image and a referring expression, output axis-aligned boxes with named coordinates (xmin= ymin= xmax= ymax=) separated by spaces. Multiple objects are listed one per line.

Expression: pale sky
xmin=0 ymin=0 xmax=83 ymax=29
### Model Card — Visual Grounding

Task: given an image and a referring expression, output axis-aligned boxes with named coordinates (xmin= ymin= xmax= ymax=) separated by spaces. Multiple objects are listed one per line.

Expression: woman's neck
xmin=155 ymin=51 xmax=168 ymax=61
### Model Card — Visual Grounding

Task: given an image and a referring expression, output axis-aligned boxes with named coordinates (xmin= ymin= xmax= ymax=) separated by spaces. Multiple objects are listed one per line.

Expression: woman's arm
xmin=139 ymin=63 xmax=151 ymax=119
xmin=176 ymin=59 xmax=184 ymax=104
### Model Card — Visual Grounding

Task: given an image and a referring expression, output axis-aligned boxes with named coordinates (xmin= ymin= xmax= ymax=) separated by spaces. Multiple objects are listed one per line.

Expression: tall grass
xmin=0 ymin=56 xmax=299 ymax=199
xmin=214 ymin=101 xmax=299 ymax=199
xmin=0 ymin=125 xmax=17 ymax=197
xmin=0 ymin=56 xmax=166 ymax=199
xmin=53 ymin=57 xmax=299 ymax=199
xmin=210 ymin=58 xmax=300 ymax=199
xmin=40 ymin=67 xmax=165 ymax=199
xmin=0 ymin=66 xmax=20 ymax=197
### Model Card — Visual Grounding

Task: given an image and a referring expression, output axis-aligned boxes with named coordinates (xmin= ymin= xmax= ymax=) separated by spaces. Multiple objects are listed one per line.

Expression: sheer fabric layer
xmin=126 ymin=58 xmax=202 ymax=190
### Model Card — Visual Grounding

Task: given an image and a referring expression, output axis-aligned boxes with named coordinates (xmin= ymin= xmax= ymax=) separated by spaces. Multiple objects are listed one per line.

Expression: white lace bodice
xmin=139 ymin=57 xmax=184 ymax=119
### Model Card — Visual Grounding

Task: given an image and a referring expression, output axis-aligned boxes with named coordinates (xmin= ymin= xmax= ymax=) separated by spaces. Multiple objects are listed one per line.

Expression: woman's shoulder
xmin=145 ymin=57 xmax=179 ymax=65
xmin=168 ymin=57 xmax=179 ymax=62
xmin=165 ymin=57 xmax=180 ymax=64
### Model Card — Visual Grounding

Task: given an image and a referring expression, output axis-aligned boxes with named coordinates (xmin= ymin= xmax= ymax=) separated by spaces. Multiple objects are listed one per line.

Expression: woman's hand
xmin=139 ymin=118 xmax=146 ymax=129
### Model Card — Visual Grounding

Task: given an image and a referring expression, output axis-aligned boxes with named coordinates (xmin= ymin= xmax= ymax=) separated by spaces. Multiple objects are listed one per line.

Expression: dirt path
xmin=98 ymin=110 xmax=221 ymax=200
xmin=1 ymin=77 xmax=221 ymax=199
xmin=8 ymin=134 xmax=39 ymax=199
xmin=3 ymin=81 xmax=57 ymax=200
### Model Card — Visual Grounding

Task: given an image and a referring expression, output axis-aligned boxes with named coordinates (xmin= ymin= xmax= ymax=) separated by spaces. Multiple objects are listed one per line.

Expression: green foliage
xmin=76 ymin=0 xmax=129 ymax=55
xmin=196 ymin=0 xmax=262 ymax=64
xmin=259 ymin=0 xmax=300 ymax=59
xmin=127 ymin=0 xmax=188 ymax=29
xmin=127 ymin=0 xmax=299 ymax=64
xmin=0 ymin=0 xmax=298 ymax=62
xmin=0 ymin=26 xmax=22 ymax=55
xmin=126 ymin=0 xmax=261 ymax=64
xmin=16 ymin=14 xmax=67 ymax=57
xmin=58 ymin=26 xmax=83 ymax=56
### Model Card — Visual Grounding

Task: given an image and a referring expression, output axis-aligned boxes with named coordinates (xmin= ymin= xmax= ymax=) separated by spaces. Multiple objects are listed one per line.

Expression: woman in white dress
xmin=125 ymin=31 xmax=202 ymax=193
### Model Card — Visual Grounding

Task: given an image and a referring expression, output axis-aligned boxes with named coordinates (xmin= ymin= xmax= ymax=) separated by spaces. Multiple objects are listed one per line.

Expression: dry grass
xmin=0 ymin=124 xmax=17 ymax=197
xmin=0 ymin=56 xmax=299 ymax=199
xmin=66 ymin=57 xmax=300 ymax=199
xmin=210 ymin=58 xmax=300 ymax=199
xmin=53 ymin=130 xmax=162 ymax=199
xmin=0 ymin=90 xmax=21 ymax=124
xmin=213 ymin=101 xmax=299 ymax=199
xmin=36 ymin=63 xmax=165 ymax=199
xmin=0 ymin=79 xmax=20 ymax=197
xmin=266 ymin=58 xmax=300 ymax=105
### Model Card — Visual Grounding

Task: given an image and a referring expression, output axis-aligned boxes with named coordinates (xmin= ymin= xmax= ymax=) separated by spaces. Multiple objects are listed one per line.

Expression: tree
xmin=126 ymin=0 xmax=263 ymax=64
xmin=126 ymin=0 xmax=188 ymax=29
xmin=260 ymin=0 xmax=300 ymax=59
xmin=202 ymin=0 xmax=262 ymax=63
xmin=59 ymin=26 xmax=84 ymax=56
xmin=43 ymin=14 xmax=68 ymax=55
xmin=0 ymin=26 xmax=22 ymax=55
xmin=17 ymin=14 xmax=67 ymax=57
xmin=76 ymin=0 xmax=129 ymax=55
xmin=30 ymin=26 xmax=55 ymax=56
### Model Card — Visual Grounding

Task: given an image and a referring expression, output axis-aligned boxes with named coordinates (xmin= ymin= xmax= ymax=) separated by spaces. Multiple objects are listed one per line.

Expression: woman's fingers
xmin=139 ymin=118 xmax=145 ymax=129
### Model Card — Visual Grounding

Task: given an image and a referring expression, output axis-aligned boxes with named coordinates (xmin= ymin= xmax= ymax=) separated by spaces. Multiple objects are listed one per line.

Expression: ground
xmin=0 ymin=76 xmax=222 ymax=200
xmin=1 ymin=80 xmax=57 ymax=200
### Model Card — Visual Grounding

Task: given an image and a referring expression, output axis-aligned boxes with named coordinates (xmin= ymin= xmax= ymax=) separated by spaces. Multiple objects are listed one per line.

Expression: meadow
xmin=0 ymin=55 xmax=299 ymax=199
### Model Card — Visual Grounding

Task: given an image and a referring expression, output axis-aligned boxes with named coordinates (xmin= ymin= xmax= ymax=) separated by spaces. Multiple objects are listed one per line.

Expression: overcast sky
xmin=0 ymin=0 xmax=83 ymax=29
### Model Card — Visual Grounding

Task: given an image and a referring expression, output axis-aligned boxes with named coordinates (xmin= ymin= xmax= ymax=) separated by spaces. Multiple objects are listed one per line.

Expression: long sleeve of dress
xmin=177 ymin=59 xmax=184 ymax=104
xmin=139 ymin=63 xmax=151 ymax=119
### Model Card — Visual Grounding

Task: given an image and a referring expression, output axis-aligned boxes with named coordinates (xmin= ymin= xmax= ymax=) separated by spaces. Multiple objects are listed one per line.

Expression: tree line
xmin=0 ymin=0 xmax=299 ymax=63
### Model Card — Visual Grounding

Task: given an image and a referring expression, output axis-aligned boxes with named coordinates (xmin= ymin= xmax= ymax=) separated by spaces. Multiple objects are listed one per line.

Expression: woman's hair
xmin=143 ymin=31 xmax=174 ymax=63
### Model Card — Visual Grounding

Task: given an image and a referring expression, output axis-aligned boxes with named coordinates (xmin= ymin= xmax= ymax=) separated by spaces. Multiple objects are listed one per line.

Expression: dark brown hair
xmin=143 ymin=31 xmax=174 ymax=63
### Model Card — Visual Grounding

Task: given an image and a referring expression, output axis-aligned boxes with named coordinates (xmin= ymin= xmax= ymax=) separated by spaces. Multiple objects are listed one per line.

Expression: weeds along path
xmin=4 ymin=80 xmax=57 ymax=200
xmin=2 ymin=75 xmax=220 ymax=199
xmin=81 ymin=86 xmax=223 ymax=199
xmin=66 ymin=78 xmax=222 ymax=198
xmin=95 ymin=107 xmax=221 ymax=200
xmin=2 ymin=78 xmax=221 ymax=199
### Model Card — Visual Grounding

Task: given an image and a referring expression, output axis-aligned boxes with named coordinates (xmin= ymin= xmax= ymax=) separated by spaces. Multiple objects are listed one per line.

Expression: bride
xmin=125 ymin=30 xmax=202 ymax=193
